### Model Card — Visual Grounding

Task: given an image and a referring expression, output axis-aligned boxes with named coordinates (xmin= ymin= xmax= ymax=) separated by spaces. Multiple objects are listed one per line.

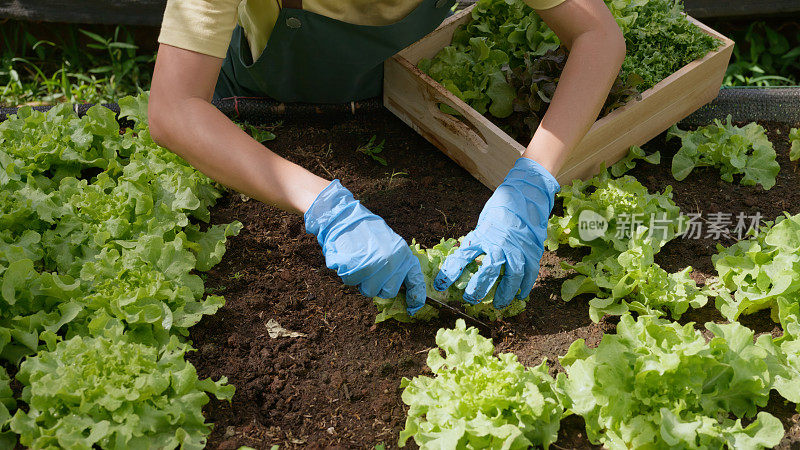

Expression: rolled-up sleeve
xmin=523 ymin=0 xmax=567 ymax=10
xmin=158 ymin=0 xmax=241 ymax=59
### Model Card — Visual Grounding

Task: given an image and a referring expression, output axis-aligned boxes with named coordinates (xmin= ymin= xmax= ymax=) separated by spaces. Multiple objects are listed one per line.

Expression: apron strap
xmin=281 ymin=0 xmax=303 ymax=9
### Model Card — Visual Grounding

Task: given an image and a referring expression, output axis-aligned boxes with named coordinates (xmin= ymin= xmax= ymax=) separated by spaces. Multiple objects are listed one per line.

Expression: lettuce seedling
xmin=667 ymin=117 xmax=779 ymax=189
xmin=713 ymin=213 xmax=800 ymax=322
xmin=373 ymin=238 xmax=527 ymax=323
xmin=0 ymin=367 xmax=15 ymax=448
xmin=562 ymin=229 xmax=707 ymax=322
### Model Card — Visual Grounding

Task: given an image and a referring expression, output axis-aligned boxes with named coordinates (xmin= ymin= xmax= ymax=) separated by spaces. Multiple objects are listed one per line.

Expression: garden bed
xmin=190 ymin=108 xmax=800 ymax=448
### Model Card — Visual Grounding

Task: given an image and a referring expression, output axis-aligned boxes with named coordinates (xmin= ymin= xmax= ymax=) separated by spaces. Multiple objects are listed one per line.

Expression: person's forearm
xmin=149 ymin=97 xmax=330 ymax=214
xmin=523 ymin=29 xmax=626 ymax=175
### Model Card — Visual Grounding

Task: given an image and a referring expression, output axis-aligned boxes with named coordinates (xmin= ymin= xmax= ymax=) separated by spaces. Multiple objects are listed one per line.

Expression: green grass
xmin=0 ymin=21 xmax=155 ymax=107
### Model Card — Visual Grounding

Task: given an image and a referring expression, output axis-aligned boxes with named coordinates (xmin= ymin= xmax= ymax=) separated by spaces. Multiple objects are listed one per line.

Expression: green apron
xmin=214 ymin=0 xmax=455 ymax=103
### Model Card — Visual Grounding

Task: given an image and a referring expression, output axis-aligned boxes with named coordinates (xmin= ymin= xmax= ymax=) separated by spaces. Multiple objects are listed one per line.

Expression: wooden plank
xmin=384 ymin=55 xmax=525 ymax=189
xmin=385 ymin=4 xmax=734 ymax=189
xmin=397 ymin=7 xmax=473 ymax=64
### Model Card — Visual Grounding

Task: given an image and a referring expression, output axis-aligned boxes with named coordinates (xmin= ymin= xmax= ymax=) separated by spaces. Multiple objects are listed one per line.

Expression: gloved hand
xmin=434 ymin=158 xmax=560 ymax=309
xmin=304 ymin=180 xmax=427 ymax=315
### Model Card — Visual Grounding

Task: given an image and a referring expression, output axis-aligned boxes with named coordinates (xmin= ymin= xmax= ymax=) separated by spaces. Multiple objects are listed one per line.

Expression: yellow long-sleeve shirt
xmin=158 ymin=0 xmax=567 ymax=61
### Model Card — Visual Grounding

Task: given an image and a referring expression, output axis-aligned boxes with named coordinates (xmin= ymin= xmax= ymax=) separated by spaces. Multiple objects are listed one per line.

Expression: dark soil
xmin=189 ymin=109 xmax=800 ymax=449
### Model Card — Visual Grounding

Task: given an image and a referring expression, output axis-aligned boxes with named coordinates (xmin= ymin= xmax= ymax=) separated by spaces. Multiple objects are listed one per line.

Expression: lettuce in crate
xmin=373 ymin=238 xmax=527 ymax=323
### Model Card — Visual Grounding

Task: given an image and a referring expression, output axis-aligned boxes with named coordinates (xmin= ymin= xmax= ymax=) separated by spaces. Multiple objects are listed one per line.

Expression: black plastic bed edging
xmin=1 ymin=88 xmax=797 ymax=127
xmin=680 ymin=87 xmax=800 ymax=126
xmin=0 ymin=0 xmax=167 ymax=26
xmin=681 ymin=0 xmax=800 ymax=19
xmin=0 ymin=97 xmax=385 ymax=125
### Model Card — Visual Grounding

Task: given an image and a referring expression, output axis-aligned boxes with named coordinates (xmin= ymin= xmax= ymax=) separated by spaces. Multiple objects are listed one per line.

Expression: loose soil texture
xmin=190 ymin=110 xmax=800 ymax=449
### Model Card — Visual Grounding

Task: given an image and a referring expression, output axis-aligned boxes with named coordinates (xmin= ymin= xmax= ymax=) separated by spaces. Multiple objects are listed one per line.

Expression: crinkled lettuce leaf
xmin=668 ymin=116 xmax=780 ymax=190
xmin=373 ymin=238 xmax=527 ymax=323
xmin=9 ymin=328 xmax=233 ymax=450
xmin=557 ymin=314 xmax=784 ymax=449
xmin=399 ymin=319 xmax=563 ymax=449
xmin=712 ymin=213 xmax=800 ymax=321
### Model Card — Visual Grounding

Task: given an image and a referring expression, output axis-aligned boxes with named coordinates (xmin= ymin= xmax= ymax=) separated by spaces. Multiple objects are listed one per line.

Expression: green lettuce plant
xmin=0 ymin=367 xmax=15 ymax=448
xmin=667 ymin=117 xmax=780 ymax=190
xmin=373 ymin=238 xmax=526 ymax=323
xmin=609 ymin=145 xmax=660 ymax=177
xmin=561 ymin=229 xmax=706 ymax=322
xmin=0 ymin=259 xmax=82 ymax=365
xmin=0 ymin=95 xmax=241 ymax=445
xmin=546 ymin=170 xmax=682 ymax=257
xmin=557 ymin=314 xmax=784 ymax=449
xmin=399 ymin=319 xmax=563 ymax=449
xmin=9 ymin=328 xmax=233 ymax=450
xmin=790 ymin=127 xmax=799 ymax=162
xmin=763 ymin=299 xmax=800 ymax=412
xmin=712 ymin=213 xmax=800 ymax=322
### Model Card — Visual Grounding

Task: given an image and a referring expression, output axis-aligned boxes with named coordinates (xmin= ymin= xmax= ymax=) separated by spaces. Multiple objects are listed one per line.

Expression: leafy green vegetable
xmin=763 ymin=299 xmax=800 ymax=411
xmin=790 ymin=127 xmax=799 ymax=162
xmin=418 ymin=0 xmax=718 ymax=138
xmin=399 ymin=319 xmax=563 ymax=449
xmin=667 ymin=117 xmax=780 ymax=190
xmin=546 ymin=169 xmax=682 ymax=257
xmin=9 ymin=328 xmax=233 ymax=450
xmin=0 ymin=95 xmax=241 ymax=444
xmin=0 ymin=259 xmax=82 ymax=365
xmin=355 ymin=135 xmax=388 ymax=166
xmin=609 ymin=145 xmax=660 ymax=177
xmin=557 ymin=314 xmax=784 ymax=449
xmin=74 ymin=235 xmax=227 ymax=342
xmin=0 ymin=367 xmax=15 ymax=448
xmin=373 ymin=238 xmax=526 ymax=323
xmin=418 ymin=38 xmax=516 ymax=118
xmin=562 ymin=229 xmax=706 ymax=322
xmin=712 ymin=213 xmax=800 ymax=322
xmin=618 ymin=0 xmax=719 ymax=89
xmin=235 ymin=121 xmax=276 ymax=143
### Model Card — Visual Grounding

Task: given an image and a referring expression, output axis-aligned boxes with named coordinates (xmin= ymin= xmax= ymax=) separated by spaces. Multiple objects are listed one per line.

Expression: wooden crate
xmin=383 ymin=5 xmax=735 ymax=189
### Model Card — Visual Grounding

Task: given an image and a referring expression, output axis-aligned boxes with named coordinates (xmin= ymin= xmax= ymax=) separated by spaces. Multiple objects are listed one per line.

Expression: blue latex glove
xmin=434 ymin=158 xmax=560 ymax=309
xmin=304 ymin=180 xmax=427 ymax=315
